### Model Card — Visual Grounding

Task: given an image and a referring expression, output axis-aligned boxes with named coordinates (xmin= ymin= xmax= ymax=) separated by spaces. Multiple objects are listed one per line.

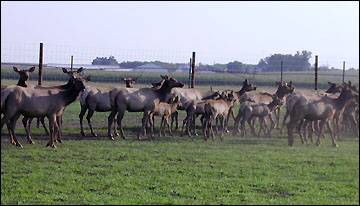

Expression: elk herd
xmin=1 ymin=66 xmax=359 ymax=148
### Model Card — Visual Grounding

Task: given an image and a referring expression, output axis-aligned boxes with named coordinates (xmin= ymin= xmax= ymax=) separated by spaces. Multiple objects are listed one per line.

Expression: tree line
xmin=91 ymin=50 xmax=320 ymax=73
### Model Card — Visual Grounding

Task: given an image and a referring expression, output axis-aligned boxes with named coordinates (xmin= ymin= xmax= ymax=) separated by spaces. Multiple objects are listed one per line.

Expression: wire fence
xmin=1 ymin=42 xmax=359 ymax=89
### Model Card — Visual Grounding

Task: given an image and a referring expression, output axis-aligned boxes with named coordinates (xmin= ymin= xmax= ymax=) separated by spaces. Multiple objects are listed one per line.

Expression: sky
xmin=1 ymin=1 xmax=359 ymax=69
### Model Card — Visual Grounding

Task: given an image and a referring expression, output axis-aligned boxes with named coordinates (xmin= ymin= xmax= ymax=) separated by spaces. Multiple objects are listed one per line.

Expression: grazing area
xmin=1 ymin=76 xmax=359 ymax=205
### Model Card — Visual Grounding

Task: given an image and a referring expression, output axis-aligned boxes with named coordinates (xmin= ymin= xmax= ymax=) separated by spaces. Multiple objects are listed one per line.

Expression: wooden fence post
xmin=314 ymin=55 xmax=318 ymax=90
xmin=280 ymin=61 xmax=283 ymax=82
xmin=38 ymin=43 xmax=43 ymax=86
xmin=191 ymin=52 xmax=196 ymax=88
xmin=342 ymin=61 xmax=345 ymax=84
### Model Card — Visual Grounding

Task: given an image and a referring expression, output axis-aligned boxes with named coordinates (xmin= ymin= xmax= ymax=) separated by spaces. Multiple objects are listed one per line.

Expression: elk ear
xmin=62 ymin=68 xmax=68 ymax=73
xmin=275 ymin=81 xmax=280 ymax=86
xmin=328 ymin=81 xmax=333 ymax=85
xmin=28 ymin=67 xmax=35 ymax=72
xmin=13 ymin=67 xmax=20 ymax=73
xmin=121 ymin=77 xmax=125 ymax=82
xmin=77 ymin=67 xmax=83 ymax=73
xmin=244 ymin=79 xmax=248 ymax=84
xmin=161 ymin=75 xmax=169 ymax=80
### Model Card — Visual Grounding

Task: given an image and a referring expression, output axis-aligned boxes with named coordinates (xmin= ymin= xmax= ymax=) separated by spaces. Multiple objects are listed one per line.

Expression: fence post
xmin=314 ymin=55 xmax=318 ymax=90
xmin=191 ymin=52 xmax=196 ymax=88
xmin=280 ymin=61 xmax=283 ymax=82
xmin=342 ymin=61 xmax=345 ymax=84
xmin=37 ymin=42 xmax=43 ymax=128
xmin=38 ymin=43 xmax=43 ymax=86
xmin=189 ymin=58 xmax=192 ymax=88
xmin=71 ymin=55 xmax=74 ymax=71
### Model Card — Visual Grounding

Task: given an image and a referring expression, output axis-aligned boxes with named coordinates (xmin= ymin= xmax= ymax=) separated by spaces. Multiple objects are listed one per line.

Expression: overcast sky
xmin=1 ymin=1 xmax=359 ymax=69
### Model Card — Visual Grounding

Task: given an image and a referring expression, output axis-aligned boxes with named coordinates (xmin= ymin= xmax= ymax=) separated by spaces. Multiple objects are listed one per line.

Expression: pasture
xmin=1 ymin=74 xmax=359 ymax=205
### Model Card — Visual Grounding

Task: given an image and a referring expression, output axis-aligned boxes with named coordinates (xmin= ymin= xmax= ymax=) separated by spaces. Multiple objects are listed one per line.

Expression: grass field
xmin=1 ymin=77 xmax=359 ymax=205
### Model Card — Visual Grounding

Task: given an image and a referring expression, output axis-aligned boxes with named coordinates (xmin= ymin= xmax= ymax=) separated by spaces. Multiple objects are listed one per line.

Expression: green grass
xmin=1 ymin=76 xmax=359 ymax=205
xmin=1 ymin=132 xmax=359 ymax=205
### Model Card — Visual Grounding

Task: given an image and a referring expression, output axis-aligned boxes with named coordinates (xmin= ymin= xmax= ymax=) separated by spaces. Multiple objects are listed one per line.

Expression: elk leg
xmin=315 ymin=120 xmax=327 ymax=147
xmin=79 ymin=105 xmax=87 ymax=136
xmin=86 ymin=109 xmax=97 ymax=137
xmin=220 ymin=117 xmax=225 ymax=141
xmin=45 ymin=115 xmax=57 ymax=148
xmin=113 ymin=112 xmax=119 ymax=136
xmin=280 ymin=110 xmax=289 ymax=135
xmin=107 ymin=109 xmax=117 ymax=139
xmin=39 ymin=117 xmax=49 ymax=136
xmin=1 ymin=113 xmax=16 ymax=145
xmin=326 ymin=120 xmax=338 ymax=147
xmin=11 ymin=113 xmax=23 ymax=147
xmin=22 ymin=116 xmax=34 ymax=144
xmin=116 ymin=109 xmax=127 ymax=140
xmin=166 ymin=116 xmax=172 ymax=136
xmin=275 ymin=107 xmax=280 ymax=129
xmin=55 ymin=115 xmax=63 ymax=143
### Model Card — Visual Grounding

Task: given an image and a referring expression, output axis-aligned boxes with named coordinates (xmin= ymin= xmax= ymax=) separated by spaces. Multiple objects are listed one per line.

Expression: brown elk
xmin=79 ymin=77 xmax=138 ymax=137
xmin=108 ymin=75 xmax=184 ymax=140
xmin=148 ymin=95 xmax=182 ymax=137
xmin=234 ymin=95 xmax=283 ymax=137
xmin=203 ymin=90 xmax=236 ymax=141
xmin=1 ymin=76 xmax=88 ymax=148
xmin=287 ymin=82 xmax=358 ymax=147
xmin=179 ymin=90 xmax=222 ymax=137
xmin=21 ymin=67 xmax=84 ymax=144
xmin=234 ymin=81 xmax=294 ymax=135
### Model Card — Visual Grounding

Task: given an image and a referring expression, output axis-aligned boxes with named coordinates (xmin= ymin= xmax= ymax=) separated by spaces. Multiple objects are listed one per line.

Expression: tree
xmin=91 ymin=55 xmax=119 ymax=65
xmin=258 ymin=50 xmax=312 ymax=72
xmin=227 ymin=61 xmax=244 ymax=73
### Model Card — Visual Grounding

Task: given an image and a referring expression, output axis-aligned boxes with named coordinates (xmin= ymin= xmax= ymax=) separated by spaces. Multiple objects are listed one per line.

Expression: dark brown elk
xmin=79 ymin=77 xmax=138 ymax=137
xmin=287 ymin=83 xmax=358 ymax=147
xmin=1 ymin=76 xmax=87 ymax=148
xmin=108 ymin=75 xmax=184 ymax=140
xmin=203 ymin=90 xmax=236 ymax=141
xmin=234 ymin=95 xmax=283 ymax=137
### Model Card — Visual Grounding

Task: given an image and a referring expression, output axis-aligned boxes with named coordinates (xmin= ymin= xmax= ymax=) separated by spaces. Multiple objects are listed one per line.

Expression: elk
xmin=286 ymin=83 xmax=358 ymax=147
xmin=180 ymin=91 xmax=222 ymax=137
xmin=148 ymin=95 xmax=182 ymax=137
xmin=1 ymin=76 xmax=88 ymax=148
xmin=234 ymin=95 xmax=283 ymax=137
xmin=108 ymin=75 xmax=184 ymax=140
xmin=79 ymin=77 xmax=138 ymax=137
xmin=234 ymin=81 xmax=294 ymax=135
xmin=203 ymin=90 xmax=236 ymax=141
xmin=20 ymin=67 xmax=84 ymax=144
xmin=10 ymin=66 xmax=49 ymax=135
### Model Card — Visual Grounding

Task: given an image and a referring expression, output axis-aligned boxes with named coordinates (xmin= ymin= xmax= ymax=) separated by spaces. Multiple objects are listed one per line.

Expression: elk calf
xmin=234 ymin=95 xmax=283 ymax=137
xmin=203 ymin=91 xmax=235 ymax=141
xmin=149 ymin=95 xmax=181 ymax=137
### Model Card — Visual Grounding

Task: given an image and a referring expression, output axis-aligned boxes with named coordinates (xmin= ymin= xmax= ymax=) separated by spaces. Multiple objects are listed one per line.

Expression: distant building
xmin=134 ymin=63 xmax=168 ymax=73
xmin=175 ymin=63 xmax=191 ymax=73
